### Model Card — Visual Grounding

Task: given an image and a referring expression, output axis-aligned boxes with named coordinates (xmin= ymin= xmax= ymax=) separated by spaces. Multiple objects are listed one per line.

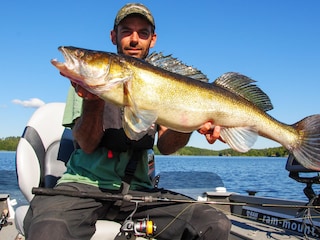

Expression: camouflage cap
xmin=114 ymin=3 xmax=155 ymax=29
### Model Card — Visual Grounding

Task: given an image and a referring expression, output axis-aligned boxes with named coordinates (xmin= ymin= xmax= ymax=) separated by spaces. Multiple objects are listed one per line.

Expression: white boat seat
xmin=15 ymin=102 xmax=150 ymax=240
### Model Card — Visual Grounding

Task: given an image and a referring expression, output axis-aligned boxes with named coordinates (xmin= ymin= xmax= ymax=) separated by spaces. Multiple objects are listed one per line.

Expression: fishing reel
xmin=120 ymin=217 xmax=156 ymax=238
xmin=115 ymin=201 xmax=157 ymax=240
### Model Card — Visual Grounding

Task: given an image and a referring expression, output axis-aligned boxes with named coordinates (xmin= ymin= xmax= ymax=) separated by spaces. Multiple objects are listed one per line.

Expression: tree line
xmin=0 ymin=136 xmax=20 ymax=151
xmin=153 ymin=145 xmax=288 ymax=157
xmin=1 ymin=136 xmax=288 ymax=157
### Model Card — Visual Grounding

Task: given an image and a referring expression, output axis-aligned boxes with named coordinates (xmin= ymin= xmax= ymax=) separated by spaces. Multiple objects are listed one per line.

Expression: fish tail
xmin=291 ymin=114 xmax=320 ymax=170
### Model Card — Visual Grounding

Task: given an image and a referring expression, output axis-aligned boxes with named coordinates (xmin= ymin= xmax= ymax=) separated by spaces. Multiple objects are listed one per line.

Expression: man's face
xmin=111 ymin=15 xmax=157 ymax=59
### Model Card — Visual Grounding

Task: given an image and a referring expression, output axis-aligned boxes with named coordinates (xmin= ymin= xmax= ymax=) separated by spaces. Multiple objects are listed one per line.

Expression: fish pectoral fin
xmin=220 ymin=127 xmax=258 ymax=152
xmin=123 ymin=107 xmax=158 ymax=140
xmin=91 ymin=75 xmax=132 ymax=95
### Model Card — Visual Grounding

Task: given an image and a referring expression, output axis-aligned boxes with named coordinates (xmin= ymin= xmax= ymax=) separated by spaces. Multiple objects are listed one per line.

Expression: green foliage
xmin=0 ymin=136 xmax=20 ymax=151
xmin=1 ymin=136 xmax=288 ymax=157
xmin=153 ymin=145 xmax=289 ymax=157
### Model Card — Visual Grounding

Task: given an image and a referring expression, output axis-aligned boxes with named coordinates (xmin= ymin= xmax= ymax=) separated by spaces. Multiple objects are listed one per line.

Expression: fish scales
xmin=51 ymin=46 xmax=320 ymax=170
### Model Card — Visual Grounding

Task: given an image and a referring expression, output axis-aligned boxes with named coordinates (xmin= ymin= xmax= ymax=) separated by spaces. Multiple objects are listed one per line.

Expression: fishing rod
xmin=32 ymin=187 xmax=320 ymax=209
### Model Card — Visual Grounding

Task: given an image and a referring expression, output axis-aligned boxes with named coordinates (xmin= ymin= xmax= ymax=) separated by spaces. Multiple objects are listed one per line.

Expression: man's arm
xmin=157 ymin=126 xmax=191 ymax=155
xmin=157 ymin=123 xmax=222 ymax=155
xmin=71 ymin=83 xmax=105 ymax=153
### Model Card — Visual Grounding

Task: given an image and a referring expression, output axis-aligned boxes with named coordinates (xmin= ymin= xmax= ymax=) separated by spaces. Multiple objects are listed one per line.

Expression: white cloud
xmin=12 ymin=98 xmax=45 ymax=108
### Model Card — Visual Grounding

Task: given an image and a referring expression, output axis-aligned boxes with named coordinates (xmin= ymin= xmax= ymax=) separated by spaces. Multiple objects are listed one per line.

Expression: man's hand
xmin=60 ymin=72 xmax=100 ymax=101
xmin=71 ymin=82 xmax=100 ymax=101
xmin=198 ymin=122 xmax=225 ymax=144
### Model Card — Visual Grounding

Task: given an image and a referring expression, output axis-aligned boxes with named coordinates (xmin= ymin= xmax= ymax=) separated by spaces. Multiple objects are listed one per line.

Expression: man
xmin=24 ymin=3 xmax=231 ymax=240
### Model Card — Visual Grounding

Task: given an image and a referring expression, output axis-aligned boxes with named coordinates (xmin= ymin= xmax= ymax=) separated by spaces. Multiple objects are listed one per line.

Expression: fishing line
xmin=153 ymin=202 xmax=204 ymax=238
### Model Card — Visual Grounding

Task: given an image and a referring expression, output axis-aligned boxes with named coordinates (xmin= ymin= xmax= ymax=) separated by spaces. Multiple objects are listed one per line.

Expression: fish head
xmin=51 ymin=46 xmax=112 ymax=88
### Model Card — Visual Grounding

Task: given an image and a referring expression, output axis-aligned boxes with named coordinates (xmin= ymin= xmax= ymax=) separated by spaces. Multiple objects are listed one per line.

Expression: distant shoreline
xmin=0 ymin=136 xmax=288 ymax=157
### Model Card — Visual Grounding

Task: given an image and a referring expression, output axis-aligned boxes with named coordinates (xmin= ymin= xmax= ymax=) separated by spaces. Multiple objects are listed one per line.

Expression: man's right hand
xmin=60 ymin=71 xmax=100 ymax=101
xmin=71 ymin=82 xmax=100 ymax=101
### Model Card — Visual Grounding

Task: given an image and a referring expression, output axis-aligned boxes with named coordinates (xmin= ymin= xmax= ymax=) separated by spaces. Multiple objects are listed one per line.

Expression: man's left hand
xmin=198 ymin=122 xmax=224 ymax=144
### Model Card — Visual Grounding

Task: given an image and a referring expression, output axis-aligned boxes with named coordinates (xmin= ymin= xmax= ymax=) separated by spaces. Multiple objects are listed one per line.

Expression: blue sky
xmin=1 ymin=0 xmax=319 ymax=151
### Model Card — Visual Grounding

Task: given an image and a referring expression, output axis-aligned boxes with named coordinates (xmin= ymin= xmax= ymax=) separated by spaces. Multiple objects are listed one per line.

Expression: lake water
xmin=1 ymin=151 xmax=319 ymax=209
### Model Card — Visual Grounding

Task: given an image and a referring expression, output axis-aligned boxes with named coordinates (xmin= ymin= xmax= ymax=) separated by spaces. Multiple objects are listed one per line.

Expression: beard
xmin=116 ymin=40 xmax=150 ymax=59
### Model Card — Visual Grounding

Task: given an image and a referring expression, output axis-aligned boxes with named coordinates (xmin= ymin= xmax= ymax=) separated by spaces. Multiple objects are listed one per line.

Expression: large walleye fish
xmin=51 ymin=46 xmax=320 ymax=170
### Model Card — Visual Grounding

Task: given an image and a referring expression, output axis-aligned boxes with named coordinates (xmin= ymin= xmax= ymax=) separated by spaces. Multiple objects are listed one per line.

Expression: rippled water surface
xmin=1 ymin=151 xmax=319 ymax=208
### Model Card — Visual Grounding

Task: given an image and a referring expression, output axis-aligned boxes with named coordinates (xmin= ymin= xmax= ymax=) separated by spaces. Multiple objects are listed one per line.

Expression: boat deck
xmin=1 ymin=192 xmax=319 ymax=239
xmin=208 ymin=192 xmax=320 ymax=240
xmin=0 ymin=213 xmax=311 ymax=240
xmin=229 ymin=214 xmax=307 ymax=240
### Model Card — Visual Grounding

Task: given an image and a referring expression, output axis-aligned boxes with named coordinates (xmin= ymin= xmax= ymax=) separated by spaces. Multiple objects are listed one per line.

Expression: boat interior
xmin=1 ymin=102 xmax=320 ymax=239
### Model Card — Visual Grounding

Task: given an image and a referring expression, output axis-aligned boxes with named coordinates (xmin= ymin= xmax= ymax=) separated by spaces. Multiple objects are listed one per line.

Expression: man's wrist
xmin=82 ymin=99 xmax=105 ymax=113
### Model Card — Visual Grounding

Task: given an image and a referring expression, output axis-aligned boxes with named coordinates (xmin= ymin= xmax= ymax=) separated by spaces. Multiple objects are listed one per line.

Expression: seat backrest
xmin=285 ymin=154 xmax=317 ymax=173
xmin=16 ymin=102 xmax=156 ymax=203
xmin=16 ymin=102 xmax=74 ymax=202
xmin=15 ymin=102 xmax=155 ymax=240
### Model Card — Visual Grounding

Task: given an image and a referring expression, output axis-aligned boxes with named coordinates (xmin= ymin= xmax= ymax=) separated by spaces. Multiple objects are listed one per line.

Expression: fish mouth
xmin=51 ymin=47 xmax=68 ymax=70
xmin=51 ymin=46 xmax=87 ymax=86
xmin=51 ymin=46 xmax=78 ymax=71
xmin=51 ymin=46 xmax=111 ymax=88
xmin=51 ymin=46 xmax=88 ymax=78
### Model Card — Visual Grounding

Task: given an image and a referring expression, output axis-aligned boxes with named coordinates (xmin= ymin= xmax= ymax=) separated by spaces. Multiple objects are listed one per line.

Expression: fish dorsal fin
xmin=214 ymin=72 xmax=273 ymax=112
xmin=146 ymin=52 xmax=209 ymax=82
